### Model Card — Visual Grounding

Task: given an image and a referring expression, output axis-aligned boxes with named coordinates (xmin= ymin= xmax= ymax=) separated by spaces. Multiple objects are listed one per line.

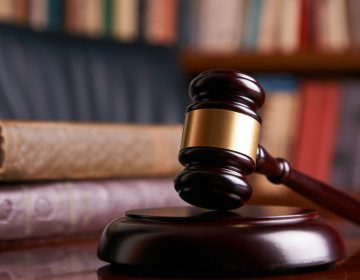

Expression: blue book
xmin=242 ymin=0 xmax=263 ymax=51
xmin=48 ymin=0 xmax=63 ymax=31
xmin=255 ymin=74 xmax=298 ymax=93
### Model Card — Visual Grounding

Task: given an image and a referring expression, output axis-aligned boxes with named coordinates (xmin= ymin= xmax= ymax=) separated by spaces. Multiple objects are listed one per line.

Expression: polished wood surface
xmin=0 ymin=219 xmax=358 ymax=279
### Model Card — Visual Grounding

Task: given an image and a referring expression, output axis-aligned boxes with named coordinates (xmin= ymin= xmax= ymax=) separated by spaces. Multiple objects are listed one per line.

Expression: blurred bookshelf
xmin=0 ymin=0 xmax=359 ymax=206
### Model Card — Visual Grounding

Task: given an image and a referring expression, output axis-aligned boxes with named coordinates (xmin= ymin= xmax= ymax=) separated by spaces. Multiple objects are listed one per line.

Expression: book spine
xmin=0 ymin=178 xmax=185 ymax=240
xmin=103 ymin=0 xmax=113 ymax=37
xmin=29 ymin=0 xmax=49 ymax=31
xmin=0 ymin=122 xmax=183 ymax=181
xmin=293 ymin=81 xmax=326 ymax=180
xmin=113 ymin=0 xmax=140 ymax=42
xmin=48 ymin=0 xmax=63 ymax=32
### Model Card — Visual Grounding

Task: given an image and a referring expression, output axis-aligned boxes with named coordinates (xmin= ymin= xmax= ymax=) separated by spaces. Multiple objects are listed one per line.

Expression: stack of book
xmin=0 ymin=120 xmax=186 ymax=241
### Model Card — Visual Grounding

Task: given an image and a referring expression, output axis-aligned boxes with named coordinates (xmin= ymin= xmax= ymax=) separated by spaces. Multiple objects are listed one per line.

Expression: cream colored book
xmin=0 ymin=120 xmax=183 ymax=181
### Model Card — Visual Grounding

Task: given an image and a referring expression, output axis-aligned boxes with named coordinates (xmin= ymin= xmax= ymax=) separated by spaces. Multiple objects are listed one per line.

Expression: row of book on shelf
xmin=255 ymin=74 xmax=360 ymax=197
xmin=0 ymin=76 xmax=359 ymax=242
xmin=0 ymin=0 xmax=359 ymax=53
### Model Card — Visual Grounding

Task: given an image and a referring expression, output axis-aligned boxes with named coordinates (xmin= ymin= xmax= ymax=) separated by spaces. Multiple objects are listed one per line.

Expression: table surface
xmin=0 ymin=220 xmax=359 ymax=280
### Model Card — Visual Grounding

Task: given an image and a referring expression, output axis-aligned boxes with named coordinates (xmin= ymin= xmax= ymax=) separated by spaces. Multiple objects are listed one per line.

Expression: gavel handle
xmin=256 ymin=145 xmax=360 ymax=225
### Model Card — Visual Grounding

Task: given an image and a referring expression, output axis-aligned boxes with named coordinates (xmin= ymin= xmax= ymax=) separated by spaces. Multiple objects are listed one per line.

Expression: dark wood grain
xmin=98 ymin=206 xmax=345 ymax=277
xmin=256 ymin=146 xmax=360 ymax=225
xmin=0 ymin=219 xmax=358 ymax=279
xmin=174 ymin=69 xmax=265 ymax=210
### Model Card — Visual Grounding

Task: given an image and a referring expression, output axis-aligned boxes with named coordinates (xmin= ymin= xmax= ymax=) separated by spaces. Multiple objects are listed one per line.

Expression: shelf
xmin=180 ymin=51 xmax=360 ymax=75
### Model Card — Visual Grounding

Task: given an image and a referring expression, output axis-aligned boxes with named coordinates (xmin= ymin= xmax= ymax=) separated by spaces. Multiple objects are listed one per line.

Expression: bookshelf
xmin=1 ymin=0 xmax=359 ymax=199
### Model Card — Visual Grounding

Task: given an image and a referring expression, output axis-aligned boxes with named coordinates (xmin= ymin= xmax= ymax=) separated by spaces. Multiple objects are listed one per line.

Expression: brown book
xmin=14 ymin=0 xmax=29 ymax=26
xmin=0 ymin=120 xmax=182 ymax=181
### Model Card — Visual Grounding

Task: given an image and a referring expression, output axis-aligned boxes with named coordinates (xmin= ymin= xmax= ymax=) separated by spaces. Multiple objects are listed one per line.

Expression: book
xmin=14 ymin=0 xmax=29 ymax=26
xmin=0 ymin=121 xmax=183 ymax=181
xmin=257 ymin=75 xmax=299 ymax=160
xmin=144 ymin=0 xmax=178 ymax=45
xmin=113 ymin=0 xmax=140 ymax=42
xmin=314 ymin=0 xmax=350 ymax=51
xmin=195 ymin=0 xmax=245 ymax=52
xmin=0 ymin=0 xmax=14 ymax=23
xmin=257 ymin=0 xmax=279 ymax=53
xmin=0 ymin=178 xmax=185 ymax=240
xmin=278 ymin=0 xmax=301 ymax=53
xmin=332 ymin=81 xmax=360 ymax=190
xmin=103 ymin=0 xmax=113 ymax=37
xmin=293 ymin=81 xmax=341 ymax=183
xmin=29 ymin=0 xmax=48 ymax=31
xmin=326 ymin=0 xmax=350 ymax=51
xmin=252 ymin=75 xmax=299 ymax=201
xmin=48 ymin=0 xmax=63 ymax=32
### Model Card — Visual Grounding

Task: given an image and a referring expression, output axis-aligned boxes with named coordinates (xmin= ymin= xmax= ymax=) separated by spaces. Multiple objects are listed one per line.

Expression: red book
xmin=299 ymin=0 xmax=310 ymax=51
xmin=316 ymin=82 xmax=342 ymax=182
xmin=293 ymin=81 xmax=341 ymax=183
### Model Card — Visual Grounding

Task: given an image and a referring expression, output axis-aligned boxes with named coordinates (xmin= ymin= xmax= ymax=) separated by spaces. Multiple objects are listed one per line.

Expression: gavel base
xmin=97 ymin=205 xmax=345 ymax=277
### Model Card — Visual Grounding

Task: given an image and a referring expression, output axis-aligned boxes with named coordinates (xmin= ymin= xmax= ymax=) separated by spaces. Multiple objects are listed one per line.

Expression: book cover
xmin=299 ymin=0 xmax=311 ymax=51
xmin=252 ymin=75 xmax=299 ymax=200
xmin=0 ymin=0 xmax=14 ymax=23
xmin=315 ymin=82 xmax=342 ymax=184
xmin=0 ymin=121 xmax=183 ymax=181
xmin=278 ymin=0 xmax=302 ymax=53
xmin=103 ymin=0 xmax=113 ymax=37
xmin=0 ymin=178 xmax=185 ymax=240
xmin=177 ymin=0 xmax=197 ymax=47
xmin=144 ymin=0 xmax=178 ymax=45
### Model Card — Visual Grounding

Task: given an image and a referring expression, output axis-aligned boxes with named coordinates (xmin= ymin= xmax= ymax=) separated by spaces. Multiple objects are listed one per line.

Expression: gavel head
xmin=174 ymin=69 xmax=265 ymax=210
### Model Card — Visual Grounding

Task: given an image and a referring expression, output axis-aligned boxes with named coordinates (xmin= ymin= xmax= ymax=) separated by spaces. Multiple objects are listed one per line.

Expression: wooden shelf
xmin=180 ymin=50 xmax=360 ymax=75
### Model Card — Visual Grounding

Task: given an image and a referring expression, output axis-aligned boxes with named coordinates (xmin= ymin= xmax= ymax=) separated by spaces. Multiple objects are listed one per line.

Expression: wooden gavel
xmin=174 ymin=69 xmax=360 ymax=224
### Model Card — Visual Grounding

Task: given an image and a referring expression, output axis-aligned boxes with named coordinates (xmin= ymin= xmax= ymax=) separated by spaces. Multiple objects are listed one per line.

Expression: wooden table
xmin=0 ymin=220 xmax=359 ymax=280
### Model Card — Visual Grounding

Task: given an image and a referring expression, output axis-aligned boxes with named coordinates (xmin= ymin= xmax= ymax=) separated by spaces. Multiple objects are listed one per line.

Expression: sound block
xmin=97 ymin=206 xmax=345 ymax=276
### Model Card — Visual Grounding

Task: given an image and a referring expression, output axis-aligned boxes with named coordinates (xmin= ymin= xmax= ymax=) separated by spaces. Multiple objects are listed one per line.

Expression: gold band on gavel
xmin=180 ymin=108 xmax=261 ymax=161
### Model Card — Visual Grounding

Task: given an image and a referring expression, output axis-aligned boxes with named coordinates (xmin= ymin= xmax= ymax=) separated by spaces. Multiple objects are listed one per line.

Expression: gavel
xmin=98 ymin=69 xmax=355 ymax=274
xmin=174 ymin=69 xmax=360 ymax=224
